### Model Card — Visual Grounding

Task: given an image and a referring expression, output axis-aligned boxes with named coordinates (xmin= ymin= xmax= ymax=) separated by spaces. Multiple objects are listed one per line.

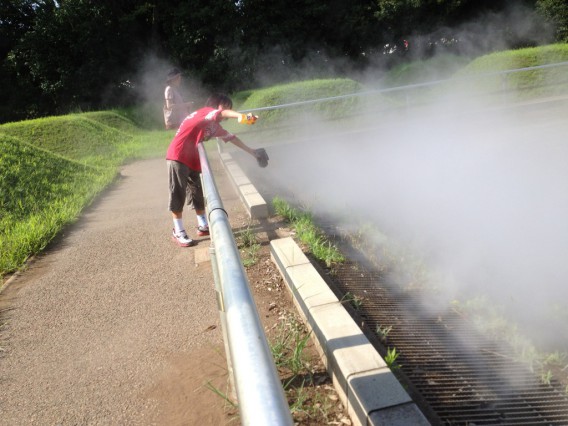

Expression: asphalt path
xmin=0 ymin=154 xmax=248 ymax=425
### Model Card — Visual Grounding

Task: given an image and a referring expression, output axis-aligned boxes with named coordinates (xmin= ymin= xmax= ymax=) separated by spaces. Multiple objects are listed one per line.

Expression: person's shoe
xmin=172 ymin=229 xmax=196 ymax=247
xmin=196 ymin=225 xmax=210 ymax=237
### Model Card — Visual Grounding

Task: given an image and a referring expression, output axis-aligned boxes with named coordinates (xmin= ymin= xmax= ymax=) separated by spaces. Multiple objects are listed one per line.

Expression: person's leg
xmin=171 ymin=210 xmax=184 ymax=233
xmin=186 ymin=170 xmax=209 ymax=236
xmin=168 ymin=160 xmax=195 ymax=246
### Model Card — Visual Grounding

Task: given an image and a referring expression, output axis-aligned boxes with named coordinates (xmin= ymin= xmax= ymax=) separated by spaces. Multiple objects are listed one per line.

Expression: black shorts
xmin=167 ymin=160 xmax=204 ymax=212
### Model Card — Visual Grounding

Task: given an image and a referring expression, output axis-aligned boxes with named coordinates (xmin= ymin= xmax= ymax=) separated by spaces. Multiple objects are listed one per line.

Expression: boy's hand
xmin=238 ymin=113 xmax=258 ymax=125
xmin=254 ymin=148 xmax=269 ymax=168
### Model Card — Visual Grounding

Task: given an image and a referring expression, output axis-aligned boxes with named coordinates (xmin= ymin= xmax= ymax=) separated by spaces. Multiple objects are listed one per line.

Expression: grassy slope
xmin=459 ymin=43 xmax=568 ymax=73
xmin=0 ymin=111 xmax=171 ymax=277
xmin=0 ymin=113 xmax=140 ymax=167
xmin=377 ymin=43 xmax=568 ymax=105
xmin=2 ymin=43 xmax=566 ymax=278
xmin=382 ymin=54 xmax=471 ymax=87
xmin=0 ymin=135 xmax=114 ymax=273
xmin=231 ymin=78 xmax=363 ymax=127
xmin=452 ymin=43 xmax=568 ymax=98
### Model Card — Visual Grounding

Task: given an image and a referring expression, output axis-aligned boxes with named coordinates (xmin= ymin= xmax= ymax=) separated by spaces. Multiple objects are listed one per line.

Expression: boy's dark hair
xmin=205 ymin=94 xmax=233 ymax=109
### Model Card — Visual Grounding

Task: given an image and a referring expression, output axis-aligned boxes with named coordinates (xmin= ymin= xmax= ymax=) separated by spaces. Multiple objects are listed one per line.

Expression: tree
xmin=0 ymin=0 xmax=560 ymax=123
xmin=536 ymin=0 xmax=568 ymax=42
xmin=7 ymin=1 xmax=155 ymax=116
xmin=373 ymin=0 xmax=550 ymax=60
xmin=233 ymin=0 xmax=380 ymax=86
xmin=153 ymin=0 xmax=241 ymax=91
xmin=0 ymin=1 xmax=57 ymax=121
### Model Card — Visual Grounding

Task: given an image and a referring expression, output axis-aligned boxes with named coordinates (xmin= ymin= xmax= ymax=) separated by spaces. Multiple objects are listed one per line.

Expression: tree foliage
xmin=0 ymin=0 xmax=565 ymax=123
xmin=536 ymin=0 xmax=568 ymax=42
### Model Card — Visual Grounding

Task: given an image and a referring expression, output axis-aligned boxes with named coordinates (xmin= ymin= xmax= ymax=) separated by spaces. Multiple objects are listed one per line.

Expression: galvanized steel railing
xmin=243 ymin=61 xmax=568 ymax=113
xmin=197 ymin=142 xmax=293 ymax=426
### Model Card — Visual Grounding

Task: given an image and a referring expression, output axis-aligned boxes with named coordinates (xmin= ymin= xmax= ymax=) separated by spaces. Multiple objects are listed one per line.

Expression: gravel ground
xmin=0 ymin=155 xmax=251 ymax=425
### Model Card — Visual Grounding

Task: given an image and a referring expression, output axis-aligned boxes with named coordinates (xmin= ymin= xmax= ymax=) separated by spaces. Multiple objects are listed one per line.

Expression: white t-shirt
xmin=163 ymin=86 xmax=186 ymax=129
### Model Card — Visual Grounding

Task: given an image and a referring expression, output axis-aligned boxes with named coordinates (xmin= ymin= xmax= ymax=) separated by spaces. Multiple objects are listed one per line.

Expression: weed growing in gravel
xmin=236 ymin=224 xmax=261 ymax=267
xmin=341 ymin=291 xmax=364 ymax=310
xmin=271 ymin=315 xmax=311 ymax=378
xmin=376 ymin=324 xmax=393 ymax=343
xmin=268 ymin=313 xmax=346 ymax=424
xmin=385 ymin=347 xmax=401 ymax=370
xmin=237 ymin=224 xmax=258 ymax=247
xmin=204 ymin=381 xmax=238 ymax=409
xmin=241 ymin=244 xmax=260 ymax=267
xmin=541 ymin=370 xmax=553 ymax=386
xmin=288 ymin=380 xmax=309 ymax=414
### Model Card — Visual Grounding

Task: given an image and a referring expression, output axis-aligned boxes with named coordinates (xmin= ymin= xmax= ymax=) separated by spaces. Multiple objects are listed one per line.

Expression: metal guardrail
xmin=197 ymin=142 xmax=293 ymax=426
xmin=243 ymin=61 xmax=568 ymax=113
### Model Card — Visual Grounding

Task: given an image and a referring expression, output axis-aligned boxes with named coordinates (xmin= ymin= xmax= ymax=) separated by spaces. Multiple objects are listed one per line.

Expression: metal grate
xmin=332 ymin=260 xmax=568 ymax=425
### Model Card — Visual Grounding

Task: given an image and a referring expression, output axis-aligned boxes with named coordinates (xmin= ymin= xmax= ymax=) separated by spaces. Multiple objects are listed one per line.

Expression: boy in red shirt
xmin=166 ymin=93 xmax=266 ymax=246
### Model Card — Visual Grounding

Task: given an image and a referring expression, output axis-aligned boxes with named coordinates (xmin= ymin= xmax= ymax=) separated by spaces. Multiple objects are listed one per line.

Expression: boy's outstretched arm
xmin=220 ymin=110 xmax=269 ymax=167
xmin=229 ymin=137 xmax=270 ymax=168
xmin=220 ymin=109 xmax=258 ymax=124
xmin=229 ymin=136 xmax=257 ymax=157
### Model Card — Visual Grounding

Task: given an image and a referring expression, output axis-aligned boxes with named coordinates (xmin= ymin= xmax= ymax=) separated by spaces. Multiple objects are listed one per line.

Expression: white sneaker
xmin=172 ymin=229 xmax=195 ymax=247
xmin=196 ymin=225 xmax=210 ymax=237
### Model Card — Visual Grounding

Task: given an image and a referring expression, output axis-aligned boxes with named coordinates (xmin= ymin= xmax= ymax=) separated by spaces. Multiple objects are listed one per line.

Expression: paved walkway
xmin=0 ymin=154 xmax=248 ymax=425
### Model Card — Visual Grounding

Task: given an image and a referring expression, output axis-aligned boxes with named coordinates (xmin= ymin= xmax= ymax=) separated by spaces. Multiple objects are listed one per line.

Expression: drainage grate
xmin=331 ymin=260 xmax=568 ymax=425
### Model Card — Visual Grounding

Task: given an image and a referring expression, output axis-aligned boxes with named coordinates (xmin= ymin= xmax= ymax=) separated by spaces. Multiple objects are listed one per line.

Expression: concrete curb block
xmin=271 ymin=238 xmax=430 ymax=426
xmin=216 ymin=146 xmax=430 ymax=425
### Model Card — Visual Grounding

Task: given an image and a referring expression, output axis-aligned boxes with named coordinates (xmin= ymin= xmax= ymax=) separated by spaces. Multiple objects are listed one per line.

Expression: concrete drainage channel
xmin=217 ymin=145 xmax=430 ymax=426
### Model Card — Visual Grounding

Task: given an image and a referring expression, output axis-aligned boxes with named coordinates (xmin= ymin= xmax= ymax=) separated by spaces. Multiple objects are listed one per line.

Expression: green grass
xmin=236 ymin=225 xmax=262 ymax=267
xmin=227 ymin=78 xmax=363 ymax=134
xmin=448 ymin=43 xmax=568 ymax=100
xmin=0 ymin=134 xmax=115 ymax=274
xmin=458 ymin=43 xmax=568 ymax=74
xmin=382 ymin=53 xmax=471 ymax=88
xmin=272 ymin=197 xmax=345 ymax=268
xmin=267 ymin=313 xmax=338 ymax=423
xmin=270 ymin=315 xmax=312 ymax=379
xmin=0 ymin=115 xmax=130 ymax=167
xmin=0 ymin=111 xmax=170 ymax=279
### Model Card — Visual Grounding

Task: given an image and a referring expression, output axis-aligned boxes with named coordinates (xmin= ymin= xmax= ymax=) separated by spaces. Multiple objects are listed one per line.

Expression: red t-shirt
xmin=166 ymin=107 xmax=236 ymax=171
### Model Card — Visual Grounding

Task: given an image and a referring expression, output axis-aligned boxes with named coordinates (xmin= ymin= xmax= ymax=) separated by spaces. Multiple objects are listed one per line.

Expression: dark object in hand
xmin=255 ymin=148 xmax=269 ymax=168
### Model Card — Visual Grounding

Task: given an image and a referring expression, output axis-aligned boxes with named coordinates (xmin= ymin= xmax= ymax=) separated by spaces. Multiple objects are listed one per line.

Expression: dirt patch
xmin=142 ymin=214 xmax=351 ymax=425
xmin=240 ymin=218 xmax=352 ymax=425
xmin=147 ymin=346 xmax=237 ymax=426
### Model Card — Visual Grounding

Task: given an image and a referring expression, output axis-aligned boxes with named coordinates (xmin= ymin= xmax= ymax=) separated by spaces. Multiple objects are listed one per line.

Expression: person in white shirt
xmin=163 ymin=68 xmax=193 ymax=130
